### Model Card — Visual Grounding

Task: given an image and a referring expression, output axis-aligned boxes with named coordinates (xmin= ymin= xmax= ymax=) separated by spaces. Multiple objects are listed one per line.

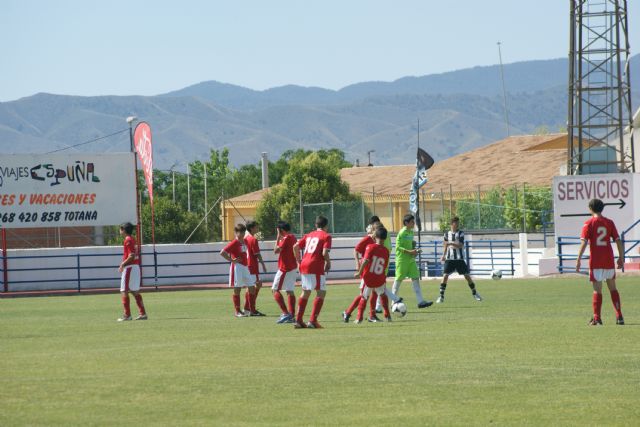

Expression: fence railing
xmin=556 ymin=237 xmax=585 ymax=275
xmin=620 ymin=218 xmax=640 ymax=272
xmin=1 ymin=238 xmax=519 ymax=293
xmin=557 ymin=233 xmax=640 ymax=275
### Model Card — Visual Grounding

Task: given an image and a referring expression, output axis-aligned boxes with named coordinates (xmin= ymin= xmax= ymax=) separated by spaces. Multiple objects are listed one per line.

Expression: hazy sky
xmin=2 ymin=0 xmax=638 ymax=102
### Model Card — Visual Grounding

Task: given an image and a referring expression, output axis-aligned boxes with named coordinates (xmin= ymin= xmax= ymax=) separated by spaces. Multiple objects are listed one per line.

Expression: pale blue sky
xmin=1 ymin=0 xmax=638 ymax=102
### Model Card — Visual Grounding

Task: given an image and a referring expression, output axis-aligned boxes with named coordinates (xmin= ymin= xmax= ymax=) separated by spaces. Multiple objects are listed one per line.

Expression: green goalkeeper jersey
xmin=383 ymin=234 xmax=392 ymax=274
xmin=395 ymin=226 xmax=414 ymax=263
xmin=394 ymin=226 xmax=419 ymax=279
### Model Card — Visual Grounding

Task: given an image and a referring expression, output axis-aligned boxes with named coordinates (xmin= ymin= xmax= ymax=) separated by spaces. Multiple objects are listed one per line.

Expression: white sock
xmin=412 ymin=279 xmax=424 ymax=302
xmin=385 ymin=287 xmax=399 ymax=303
xmin=392 ymin=280 xmax=402 ymax=296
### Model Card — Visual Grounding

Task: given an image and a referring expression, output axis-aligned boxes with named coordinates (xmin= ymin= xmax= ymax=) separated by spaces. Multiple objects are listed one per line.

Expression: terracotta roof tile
xmin=229 ymin=133 xmax=568 ymax=203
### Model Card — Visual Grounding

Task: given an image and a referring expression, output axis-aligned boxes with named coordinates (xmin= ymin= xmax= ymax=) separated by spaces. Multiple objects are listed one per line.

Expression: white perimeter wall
xmin=5 ymin=237 xmax=362 ymax=292
xmin=5 ymin=235 xmax=549 ymax=292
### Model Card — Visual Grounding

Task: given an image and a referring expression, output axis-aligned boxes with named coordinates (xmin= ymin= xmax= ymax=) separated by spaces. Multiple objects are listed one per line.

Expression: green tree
xmin=503 ymin=186 xmax=553 ymax=231
xmin=453 ymin=187 xmax=508 ymax=230
xmin=439 ymin=186 xmax=507 ymax=231
xmin=256 ymin=151 xmax=357 ymax=237
xmin=534 ymin=125 xmax=550 ymax=135
xmin=141 ymin=196 xmax=208 ymax=243
xmin=147 ymin=148 xmax=264 ymax=242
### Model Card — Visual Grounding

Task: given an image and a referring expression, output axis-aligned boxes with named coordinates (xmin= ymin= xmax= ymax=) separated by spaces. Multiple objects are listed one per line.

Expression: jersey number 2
xmin=595 ymin=226 xmax=608 ymax=247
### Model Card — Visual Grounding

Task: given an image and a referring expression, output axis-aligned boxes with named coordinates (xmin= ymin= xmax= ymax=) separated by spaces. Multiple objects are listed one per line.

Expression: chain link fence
xmin=289 ymin=183 xmax=553 ymax=235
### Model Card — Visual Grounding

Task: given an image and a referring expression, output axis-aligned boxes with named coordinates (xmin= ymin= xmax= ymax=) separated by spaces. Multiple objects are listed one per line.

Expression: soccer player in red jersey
xmin=292 ymin=215 xmax=332 ymax=329
xmin=244 ymin=221 xmax=267 ymax=316
xmin=353 ymin=227 xmax=392 ymax=323
xmin=576 ymin=198 xmax=625 ymax=326
xmin=343 ymin=222 xmax=385 ymax=322
xmin=221 ymin=223 xmax=257 ymax=317
xmin=271 ymin=221 xmax=298 ymax=324
xmin=117 ymin=222 xmax=147 ymax=321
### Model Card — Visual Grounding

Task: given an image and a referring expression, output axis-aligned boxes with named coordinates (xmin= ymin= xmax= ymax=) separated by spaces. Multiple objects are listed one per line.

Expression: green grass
xmin=1 ymin=277 xmax=640 ymax=426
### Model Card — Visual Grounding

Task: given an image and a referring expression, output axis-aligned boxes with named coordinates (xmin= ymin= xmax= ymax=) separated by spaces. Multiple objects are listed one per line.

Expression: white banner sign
xmin=553 ymin=173 xmax=640 ymax=248
xmin=0 ymin=153 xmax=137 ymax=228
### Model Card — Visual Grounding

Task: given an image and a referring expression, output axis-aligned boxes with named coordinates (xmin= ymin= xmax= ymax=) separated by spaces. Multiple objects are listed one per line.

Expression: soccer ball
xmin=491 ymin=269 xmax=503 ymax=280
xmin=391 ymin=302 xmax=407 ymax=316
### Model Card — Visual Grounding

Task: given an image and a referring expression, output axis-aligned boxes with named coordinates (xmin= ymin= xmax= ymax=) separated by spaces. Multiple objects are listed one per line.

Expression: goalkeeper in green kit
xmin=392 ymin=214 xmax=433 ymax=308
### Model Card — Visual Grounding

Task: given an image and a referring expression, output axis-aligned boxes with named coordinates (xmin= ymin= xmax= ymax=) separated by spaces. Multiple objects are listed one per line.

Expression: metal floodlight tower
xmin=568 ymin=0 xmax=635 ymax=175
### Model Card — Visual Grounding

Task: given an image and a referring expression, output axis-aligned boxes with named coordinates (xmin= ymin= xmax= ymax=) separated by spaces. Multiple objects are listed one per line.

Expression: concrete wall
xmin=4 ymin=237 xmax=362 ymax=292
xmin=4 ymin=234 xmax=549 ymax=292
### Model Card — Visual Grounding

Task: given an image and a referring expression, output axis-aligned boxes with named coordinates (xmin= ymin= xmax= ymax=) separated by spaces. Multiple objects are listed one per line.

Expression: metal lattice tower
xmin=568 ymin=0 xmax=635 ymax=174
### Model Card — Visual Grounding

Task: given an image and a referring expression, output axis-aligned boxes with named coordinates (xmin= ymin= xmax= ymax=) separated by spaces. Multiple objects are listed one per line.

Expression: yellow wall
xmin=222 ymin=198 xmax=447 ymax=238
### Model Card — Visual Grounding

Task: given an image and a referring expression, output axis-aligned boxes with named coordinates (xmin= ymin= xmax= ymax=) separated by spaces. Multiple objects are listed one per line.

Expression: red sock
xmin=356 ymin=296 xmax=366 ymax=321
xmin=380 ymin=294 xmax=390 ymax=317
xmin=134 ymin=293 xmax=145 ymax=315
xmin=274 ymin=292 xmax=288 ymax=315
xmin=309 ymin=297 xmax=324 ymax=323
xmin=122 ymin=294 xmax=131 ymax=317
xmin=232 ymin=294 xmax=241 ymax=313
xmin=287 ymin=294 xmax=296 ymax=316
xmin=297 ymin=297 xmax=308 ymax=323
xmin=346 ymin=295 xmax=361 ymax=315
xmin=369 ymin=293 xmax=378 ymax=318
xmin=244 ymin=291 xmax=250 ymax=312
xmin=593 ymin=292 xmax=603 ymax=320
xmin=249 ymin=291 xmax=257 ymax=313
xmin=610 ymin=290 xmax=622 ymax=318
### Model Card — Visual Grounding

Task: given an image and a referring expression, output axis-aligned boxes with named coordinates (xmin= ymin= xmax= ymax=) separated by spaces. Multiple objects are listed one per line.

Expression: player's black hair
xmin=403 ymin=214 xmax=414 ymax=225
xmin=375 ymin=227 xmax=388 ymax=241
xmin=276 ymin=220 xmax=291 ymax=232
xmin=451 ymin=216 xmax=460 ymax=224
xmin=369 ymin=215 xmax=381 ymax=225
xmin=120 ymin=222 xmax=134 ymax=235
xmin=234 ymin=223 xmax=247 ymax=233
xmin=246 ymin=220 xmax=258 ymax=232
xmin=589 ymin=198 xmax=605 ymax=214
xmin=315 ymin=215 xmax=329 ymax=229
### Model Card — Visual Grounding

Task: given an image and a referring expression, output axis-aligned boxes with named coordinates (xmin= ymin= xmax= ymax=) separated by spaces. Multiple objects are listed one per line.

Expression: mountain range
xmin=0 ymin=56 xmax=638 ymax=169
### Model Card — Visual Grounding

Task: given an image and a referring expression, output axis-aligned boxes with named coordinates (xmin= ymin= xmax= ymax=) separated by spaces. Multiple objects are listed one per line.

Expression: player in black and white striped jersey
xmin=438 ymin=216 xmax=482 ymax=303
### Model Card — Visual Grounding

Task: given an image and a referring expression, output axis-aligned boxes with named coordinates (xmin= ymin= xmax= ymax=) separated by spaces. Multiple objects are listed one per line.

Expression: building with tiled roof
xmin=222 ymin=133 xmax=570 ymax=238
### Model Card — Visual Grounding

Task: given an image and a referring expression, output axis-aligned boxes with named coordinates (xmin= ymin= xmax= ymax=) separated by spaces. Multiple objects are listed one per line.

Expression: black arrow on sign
xmin=560 ymin=199 xmax=627 ymax=217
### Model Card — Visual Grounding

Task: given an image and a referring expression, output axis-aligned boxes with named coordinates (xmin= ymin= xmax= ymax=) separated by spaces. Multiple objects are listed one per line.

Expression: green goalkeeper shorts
xmin=395 ymin=260 xmax=419 ymax=280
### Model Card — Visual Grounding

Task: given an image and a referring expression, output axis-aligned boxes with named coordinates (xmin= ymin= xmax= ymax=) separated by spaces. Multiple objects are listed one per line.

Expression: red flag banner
xmin=133 ymin=122 xmax=153 ymax=202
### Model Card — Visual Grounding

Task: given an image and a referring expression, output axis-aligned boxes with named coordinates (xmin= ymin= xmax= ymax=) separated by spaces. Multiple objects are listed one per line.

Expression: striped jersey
xmin=443 ymin=230 xmax=465 ymax=260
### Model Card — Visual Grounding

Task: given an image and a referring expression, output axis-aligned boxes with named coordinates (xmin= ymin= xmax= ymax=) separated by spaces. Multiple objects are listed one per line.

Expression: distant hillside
xmin=1 ymin=56 xmax=638 ymax=169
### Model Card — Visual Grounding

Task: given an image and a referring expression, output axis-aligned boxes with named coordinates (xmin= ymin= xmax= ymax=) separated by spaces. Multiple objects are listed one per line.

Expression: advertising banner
xmin=133 ymin=122 xmax=153 ymax=203
xmin=0 ymin=153 xmax=137 ymax=228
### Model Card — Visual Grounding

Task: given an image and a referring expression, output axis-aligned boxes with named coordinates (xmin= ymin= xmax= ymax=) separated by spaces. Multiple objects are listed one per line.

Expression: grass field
xmin=1 ymin=276 xmax=640 ymax=426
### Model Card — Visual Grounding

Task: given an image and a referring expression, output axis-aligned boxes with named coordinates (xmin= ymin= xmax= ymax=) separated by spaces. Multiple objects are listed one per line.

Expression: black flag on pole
xmin=409 ymin=148 xmax=435 ymax=230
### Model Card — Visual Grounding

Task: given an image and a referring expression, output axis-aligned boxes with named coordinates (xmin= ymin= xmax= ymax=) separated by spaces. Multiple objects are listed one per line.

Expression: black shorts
xmin=443 ymin=260 xmax=469 ymax=275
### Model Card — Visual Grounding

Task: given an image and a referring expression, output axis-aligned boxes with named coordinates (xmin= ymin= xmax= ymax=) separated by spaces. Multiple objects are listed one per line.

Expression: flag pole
xmin=128 ymin=117 xmax=144 ymax=287
xmin=416 ymin=118 xmax=422 ymax=279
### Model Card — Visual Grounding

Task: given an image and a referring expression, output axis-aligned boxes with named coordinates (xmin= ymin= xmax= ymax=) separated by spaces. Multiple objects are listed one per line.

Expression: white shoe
xmin=117 ymin=315 xmax=132 ymax=322
xmin=473 ymin=293 xmax=482 ymax=302
xmin=436 ymin=296 xmax=444 ymax=304
xmin=135 ymin=314 xmax=148 ymax=320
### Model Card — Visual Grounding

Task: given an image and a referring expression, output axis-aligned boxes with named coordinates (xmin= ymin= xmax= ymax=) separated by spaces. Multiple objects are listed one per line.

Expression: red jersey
xmin=355 ymin=235 xmax=375 ymax=256
xmin=361 ymin=243 xmax=389 ymax=287
xmin=580 ymin=215 xmax=619 ymax=269
xmin=222 ymin=238 xmax=248 ymax=266
xmin=245 ymin=234 xmax=261 ymax=274
xmin=277 ymin=233 xmax=297 ymax=272
xmin=298 ymin=229 xmax=332 ymax=275
xmin=122 ymin=235 xmax=140 ymax=265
